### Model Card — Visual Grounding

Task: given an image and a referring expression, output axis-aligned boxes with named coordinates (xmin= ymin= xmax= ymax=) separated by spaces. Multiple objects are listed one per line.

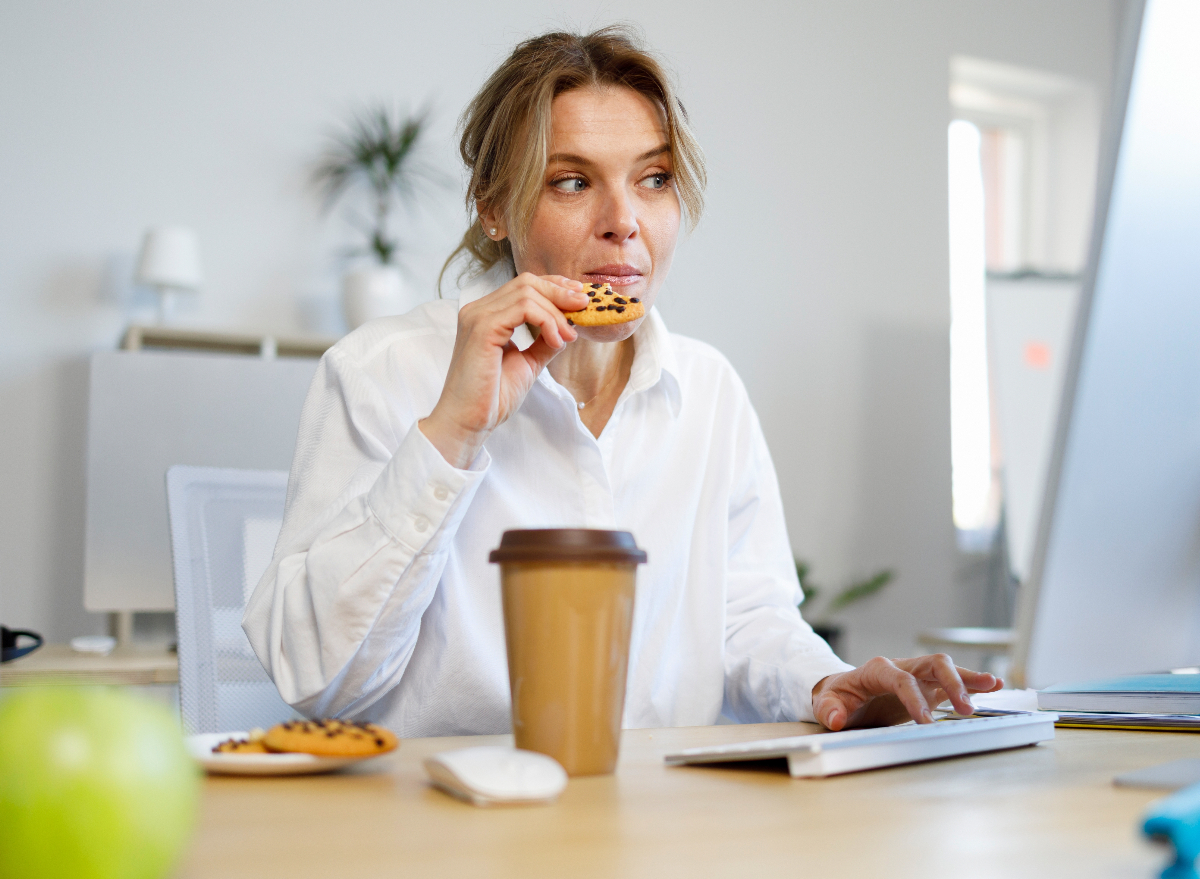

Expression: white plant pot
xmin=341 ymin=264 xmax=415 ymax=330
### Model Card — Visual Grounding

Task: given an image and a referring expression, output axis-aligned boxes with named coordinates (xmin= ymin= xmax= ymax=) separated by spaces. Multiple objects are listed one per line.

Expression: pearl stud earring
xmin=490 ymin=228 xmax=498 ymax=237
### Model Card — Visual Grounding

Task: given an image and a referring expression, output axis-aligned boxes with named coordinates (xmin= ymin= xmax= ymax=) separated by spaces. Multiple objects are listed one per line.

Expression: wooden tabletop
xmin=178 ymin=721 xmax=1186 ymax=878
xmin=0 ymin=644 xmax=178 ymax=687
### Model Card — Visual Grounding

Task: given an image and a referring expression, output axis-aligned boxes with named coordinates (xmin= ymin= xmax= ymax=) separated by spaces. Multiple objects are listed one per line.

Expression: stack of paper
xmin=1051 ymin=712 xmax=1200 ymax=731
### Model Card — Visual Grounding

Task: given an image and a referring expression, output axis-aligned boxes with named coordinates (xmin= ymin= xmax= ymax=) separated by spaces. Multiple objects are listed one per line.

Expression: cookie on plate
xmin=212 ymin=737 xmax=269 ymax=754
xmin=566 ymin=283 xmax=645 ymax=327
xmin=262 ymin=719 xmax=399 ymax=757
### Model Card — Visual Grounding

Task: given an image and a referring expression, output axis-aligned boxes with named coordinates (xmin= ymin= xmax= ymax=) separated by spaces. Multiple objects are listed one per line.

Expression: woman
xmin=243 ymin=26 xmax=1000 ymax=736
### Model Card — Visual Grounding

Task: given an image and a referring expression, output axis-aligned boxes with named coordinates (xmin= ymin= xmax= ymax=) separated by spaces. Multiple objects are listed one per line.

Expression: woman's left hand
xmin=811 ymin=655 xmax=1004 ymax=731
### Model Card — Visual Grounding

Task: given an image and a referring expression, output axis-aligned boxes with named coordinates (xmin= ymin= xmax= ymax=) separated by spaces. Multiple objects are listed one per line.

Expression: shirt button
xmin=413 ymin=516 xmax=430 ymax=533
xmin=433 ymin=486 xmax=449 ymax=501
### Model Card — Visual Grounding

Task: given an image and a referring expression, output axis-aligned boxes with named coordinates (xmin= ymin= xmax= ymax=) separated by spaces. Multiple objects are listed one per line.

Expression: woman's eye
xmin=552 ymin=177 xmax=586 ymax=193
xmin=640 ymin=173 xmax=669 ymax=190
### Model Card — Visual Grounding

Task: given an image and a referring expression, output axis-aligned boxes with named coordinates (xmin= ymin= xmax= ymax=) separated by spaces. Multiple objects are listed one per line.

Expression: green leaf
xmin=827 ymin=570 xmax=894 ymax=614
xmin=311 ymin=103 xmax=439 ymax=259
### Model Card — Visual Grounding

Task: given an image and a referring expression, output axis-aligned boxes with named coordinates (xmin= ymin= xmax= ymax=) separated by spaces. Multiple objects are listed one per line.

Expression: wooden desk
xmin=179 ymin=722 xmax=1188 ymax=878
xmin=0 ymin=644 xmax=177 ymax=687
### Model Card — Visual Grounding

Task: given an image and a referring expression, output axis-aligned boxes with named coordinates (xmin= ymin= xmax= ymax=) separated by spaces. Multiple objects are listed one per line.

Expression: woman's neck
xmin=548 ymin=336 xmax=635 ymax=438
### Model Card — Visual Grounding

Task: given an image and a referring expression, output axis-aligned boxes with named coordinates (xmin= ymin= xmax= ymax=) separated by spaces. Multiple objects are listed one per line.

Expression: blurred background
xmin=0 ymin=0 xmax=1125 ymax=667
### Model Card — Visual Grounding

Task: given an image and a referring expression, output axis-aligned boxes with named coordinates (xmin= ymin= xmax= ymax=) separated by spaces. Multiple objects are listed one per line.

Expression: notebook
xmin=663 ymin=713 xmax=1056 ymax=778
xmin=1050 ymin=711 xmax=1200 ymax=732
xmin=1037 ymin=675 xmax=1200 ymax=714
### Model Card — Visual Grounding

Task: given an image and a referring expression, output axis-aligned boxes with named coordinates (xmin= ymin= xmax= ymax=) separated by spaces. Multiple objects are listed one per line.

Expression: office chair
xmin=167 ymin=465 xmax=296 ymax=734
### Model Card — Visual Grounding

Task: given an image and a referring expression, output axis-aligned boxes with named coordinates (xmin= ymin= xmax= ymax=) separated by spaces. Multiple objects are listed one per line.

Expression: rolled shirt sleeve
xmin=243 ymin=341 xmax=488 ymax=719
xmin=720 ymin=380 xmax=853 ymax=724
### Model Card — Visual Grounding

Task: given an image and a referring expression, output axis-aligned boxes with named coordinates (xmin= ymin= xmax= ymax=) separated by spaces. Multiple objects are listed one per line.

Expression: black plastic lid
xmin=488 ymin=529 xmax=647 ymax=564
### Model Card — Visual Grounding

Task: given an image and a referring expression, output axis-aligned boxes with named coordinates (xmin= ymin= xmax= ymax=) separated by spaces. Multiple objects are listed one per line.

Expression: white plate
xmin=186 ymin=731 xmax=385 ymax=777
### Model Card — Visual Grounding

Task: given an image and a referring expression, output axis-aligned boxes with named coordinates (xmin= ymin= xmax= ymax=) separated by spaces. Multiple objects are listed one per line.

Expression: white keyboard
xmin=664 ymin=713 xmax=1056 ymax=778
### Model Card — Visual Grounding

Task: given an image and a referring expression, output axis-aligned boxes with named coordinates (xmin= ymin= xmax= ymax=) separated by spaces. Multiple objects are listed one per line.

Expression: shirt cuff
xmin=365 ymin=423 xmax=490 ymax=553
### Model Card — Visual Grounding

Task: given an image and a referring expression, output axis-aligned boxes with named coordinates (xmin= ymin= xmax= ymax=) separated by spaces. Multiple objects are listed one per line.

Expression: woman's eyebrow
xmin=636 ymin=144 xmax=671 ymax=162
xmin=546 ymin=143 xmax=671 ymax=166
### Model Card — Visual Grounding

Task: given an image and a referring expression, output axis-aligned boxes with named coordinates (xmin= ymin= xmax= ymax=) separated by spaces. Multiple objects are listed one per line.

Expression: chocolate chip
xmin=591 ymin=298 xmax=601 ymax=303
xmin=615 ymin=306 xmax=625 ymax=313
xmin=614 ymin=298 xmax=627 ymax=305
xmin=375 ymin=738 xmax=385 ymax=746
xmin=567 ymin=318 xmax=574 ymax=325
xmin=630 ymin=298 xmax=640 ymax=303
xmin=604 ymin=290 xmax=613 ymax=295
xmin=597 ymin=305 xmax=607 ymax=311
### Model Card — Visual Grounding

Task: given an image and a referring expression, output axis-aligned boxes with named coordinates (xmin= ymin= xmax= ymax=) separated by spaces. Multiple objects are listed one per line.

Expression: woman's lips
xmin=582 ymin=265 xmax=644 ymax=287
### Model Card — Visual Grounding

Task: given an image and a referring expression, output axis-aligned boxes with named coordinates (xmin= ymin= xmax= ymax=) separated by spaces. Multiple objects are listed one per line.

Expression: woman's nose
xmin=599 ymin=190 xmax=638 ymax=242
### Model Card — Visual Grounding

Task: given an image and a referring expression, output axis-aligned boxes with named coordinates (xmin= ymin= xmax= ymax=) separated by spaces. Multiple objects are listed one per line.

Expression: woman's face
xmin=506 ymin=84 xmax=681 ymax=342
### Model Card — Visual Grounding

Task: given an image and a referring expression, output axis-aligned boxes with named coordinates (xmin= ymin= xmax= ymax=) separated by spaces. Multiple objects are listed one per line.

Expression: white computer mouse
xmin=423 ymin=746 xmax=567 ymax=806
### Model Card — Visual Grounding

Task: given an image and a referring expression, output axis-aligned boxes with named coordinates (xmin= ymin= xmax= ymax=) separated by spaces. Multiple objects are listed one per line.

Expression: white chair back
xmin=167 ymin=465 xmax=295 ymax=734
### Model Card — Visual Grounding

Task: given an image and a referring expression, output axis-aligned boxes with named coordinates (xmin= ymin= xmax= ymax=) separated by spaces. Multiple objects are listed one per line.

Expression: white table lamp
xmin=135 ymin=226 xmax=202 ymax=324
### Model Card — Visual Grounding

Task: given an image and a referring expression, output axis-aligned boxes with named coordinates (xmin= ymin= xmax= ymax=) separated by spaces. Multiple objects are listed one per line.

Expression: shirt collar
xmin=627 ymin=306 xmax=682 ymax=418
xmin=539 ymin=302 xmax=682 ymax=418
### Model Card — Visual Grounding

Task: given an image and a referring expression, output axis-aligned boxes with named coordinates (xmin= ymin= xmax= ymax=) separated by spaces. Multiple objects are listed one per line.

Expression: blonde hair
xmin=441 ymin=25 xmax=706 ymax=290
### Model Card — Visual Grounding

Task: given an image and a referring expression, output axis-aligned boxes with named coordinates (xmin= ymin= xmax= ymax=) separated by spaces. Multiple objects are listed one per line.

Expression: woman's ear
xmin=478 ymin=207 xmax=508 ymax=242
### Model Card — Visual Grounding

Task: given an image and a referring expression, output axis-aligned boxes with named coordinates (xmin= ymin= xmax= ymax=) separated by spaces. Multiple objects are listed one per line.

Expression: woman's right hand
xmin=419 ymin=273 xmax=588 ymax=468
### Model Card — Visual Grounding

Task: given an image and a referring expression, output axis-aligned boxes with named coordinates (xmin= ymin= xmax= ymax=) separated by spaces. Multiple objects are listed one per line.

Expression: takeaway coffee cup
xmin=489 ymin=529 xmax=647 ymax=776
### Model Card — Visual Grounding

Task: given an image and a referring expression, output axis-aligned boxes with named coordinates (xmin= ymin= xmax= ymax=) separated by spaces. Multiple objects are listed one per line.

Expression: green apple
xmin=0 ymin=686 xmax=199 ymax=879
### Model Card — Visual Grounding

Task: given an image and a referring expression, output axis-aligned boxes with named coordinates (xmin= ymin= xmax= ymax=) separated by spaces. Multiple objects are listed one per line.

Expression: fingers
xmin=512 ymin=273 xmax=588 ymax=318
xmin=468 ymin=274 xmax=587 ymax=350
xmin=820 ymin=700 xmax=848 ymax=731
xmin=537 ymin=274 xmax=587 ymax=301
xmin=844 ymin=657 xmax=938 ymax=726
xmin=521 ymin=275 xmax=587 ymax=343
xmin=499 ymin=297 xmax=570 ymax=350
xmin=898 ymin=655 xmax=1004 ymax=713
xmin=878 ymin=661 xmax=936 ymax=723
xmin=918 ymin=655 xmax=975 ymax=716
xmin=521 ymin=334 xmax=567 ymax=375
xmin=812 ymin=656 xmax=1009 ymax=732
xmin=812 ymin=674 xmax=849 ymax=731
xmin=958 ymin=667 xmax=1004 ymax=693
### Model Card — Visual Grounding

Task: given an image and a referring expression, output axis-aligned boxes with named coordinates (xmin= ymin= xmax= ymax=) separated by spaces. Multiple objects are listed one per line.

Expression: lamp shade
xmin=135 ymin=226 xmax=202 ymax=290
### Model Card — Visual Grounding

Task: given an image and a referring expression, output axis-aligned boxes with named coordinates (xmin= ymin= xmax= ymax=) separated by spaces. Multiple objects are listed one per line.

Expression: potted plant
xmin=313 ymin=105 xmax=435 ymax=329
xmin=796 ymin=560 xmax=894 ymax=657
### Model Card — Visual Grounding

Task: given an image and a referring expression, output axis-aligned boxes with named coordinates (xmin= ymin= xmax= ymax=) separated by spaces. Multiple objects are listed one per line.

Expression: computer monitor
xmin=85 ymin=350 xmax=317 ymax=613
xmin=1012 ymin=0 xmax=1200 ymax=688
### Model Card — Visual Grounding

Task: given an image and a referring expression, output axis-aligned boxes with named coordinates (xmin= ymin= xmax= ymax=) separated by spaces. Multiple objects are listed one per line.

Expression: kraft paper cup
xmin=490 ymin=529 xmax=647 ymax=776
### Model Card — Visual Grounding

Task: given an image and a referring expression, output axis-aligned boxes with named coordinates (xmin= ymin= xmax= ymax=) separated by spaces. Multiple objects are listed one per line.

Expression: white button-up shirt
xmin=243 ymin=285 xmax=852 ymax=737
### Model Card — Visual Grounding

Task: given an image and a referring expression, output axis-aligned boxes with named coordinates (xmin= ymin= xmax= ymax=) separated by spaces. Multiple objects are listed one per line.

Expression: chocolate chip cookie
xmin=262 ymin=719 xmax=399 ymax=757
xmin=212 ymin=736 xmax=270 ymax=754
xmin=566 ymin=283 xmax=645 ymax=327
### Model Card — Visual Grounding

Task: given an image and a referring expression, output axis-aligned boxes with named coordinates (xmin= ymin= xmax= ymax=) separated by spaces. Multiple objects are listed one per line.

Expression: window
xmin=948 ymin=119 xmax=994 ymax=537
xmin=948 ymin=57 xmax=1099 ymax=547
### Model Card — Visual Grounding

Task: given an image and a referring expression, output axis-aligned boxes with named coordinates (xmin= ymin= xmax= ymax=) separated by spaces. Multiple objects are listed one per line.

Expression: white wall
xmin=0 ymin=1 xmax=1122 ymax=663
